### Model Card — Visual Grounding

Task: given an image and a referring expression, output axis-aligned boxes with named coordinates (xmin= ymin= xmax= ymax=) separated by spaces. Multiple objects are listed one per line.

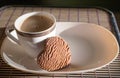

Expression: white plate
xmin=1 ymin=22 xmax=119 ymax=74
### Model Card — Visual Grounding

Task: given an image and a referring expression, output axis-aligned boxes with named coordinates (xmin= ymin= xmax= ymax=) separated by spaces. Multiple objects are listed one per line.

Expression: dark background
xmin=0 ymin=0 xmax=119 ymax=12
xmin=0 ymin=0 xmax=120 ymax=29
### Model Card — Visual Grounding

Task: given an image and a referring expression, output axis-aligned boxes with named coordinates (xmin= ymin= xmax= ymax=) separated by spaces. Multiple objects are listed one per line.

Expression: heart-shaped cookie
xmin=37 ymin=36 xmax=71 ymax=71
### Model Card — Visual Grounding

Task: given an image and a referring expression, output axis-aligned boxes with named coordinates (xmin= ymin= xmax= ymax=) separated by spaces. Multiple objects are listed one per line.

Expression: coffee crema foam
xmin=20 ymin=15 xmax=54 ymax=32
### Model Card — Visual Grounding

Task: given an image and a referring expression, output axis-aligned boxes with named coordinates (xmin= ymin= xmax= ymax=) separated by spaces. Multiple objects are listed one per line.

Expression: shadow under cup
xmin=6 ymin=12 xmax=56 ymax=58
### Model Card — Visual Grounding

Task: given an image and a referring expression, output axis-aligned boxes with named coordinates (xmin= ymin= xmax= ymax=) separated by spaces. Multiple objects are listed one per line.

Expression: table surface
xmin=0 ymin=6 xmax=120 ymax=78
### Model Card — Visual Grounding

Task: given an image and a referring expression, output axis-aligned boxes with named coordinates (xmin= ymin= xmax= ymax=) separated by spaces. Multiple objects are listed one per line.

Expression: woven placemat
xmin=0 ymin=6 xmax=120 ymax=78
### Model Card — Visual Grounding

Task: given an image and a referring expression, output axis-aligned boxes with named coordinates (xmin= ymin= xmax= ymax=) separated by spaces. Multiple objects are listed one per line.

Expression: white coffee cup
xmin=5 ymin=12 xmax=56 ymax=58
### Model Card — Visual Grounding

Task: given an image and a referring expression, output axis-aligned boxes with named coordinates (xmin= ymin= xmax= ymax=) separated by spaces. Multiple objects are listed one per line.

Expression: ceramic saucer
xmin=1 ymin=22 xmax=119 ymax=74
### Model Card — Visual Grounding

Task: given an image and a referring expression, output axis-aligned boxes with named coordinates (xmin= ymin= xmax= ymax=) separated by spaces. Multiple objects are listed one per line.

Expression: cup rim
xmin=14 ymin=11 xmax=56 ymax=37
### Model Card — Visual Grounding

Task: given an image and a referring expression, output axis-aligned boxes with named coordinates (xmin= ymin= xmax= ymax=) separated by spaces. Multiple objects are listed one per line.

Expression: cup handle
xmin=5 ymin=26 xmax=20 ymax=44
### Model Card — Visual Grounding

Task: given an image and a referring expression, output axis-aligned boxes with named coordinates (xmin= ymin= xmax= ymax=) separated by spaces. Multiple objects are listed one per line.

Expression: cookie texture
xmin=37 ymin=36 xmax=71 ymax=71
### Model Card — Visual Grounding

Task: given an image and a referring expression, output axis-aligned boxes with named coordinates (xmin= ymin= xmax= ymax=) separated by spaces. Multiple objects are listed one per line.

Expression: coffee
xmin=6 ymin=12 xmax=56 ymax=58
xmin=20 ymin=15 xmax=54 ymax=32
